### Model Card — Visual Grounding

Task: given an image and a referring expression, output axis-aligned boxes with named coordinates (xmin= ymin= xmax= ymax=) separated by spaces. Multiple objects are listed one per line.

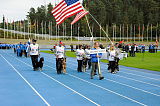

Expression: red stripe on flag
xmin=71 ymin=10 xmax=89 ymax=25
xmin=57 ymin=9 xmax=84 ymax=25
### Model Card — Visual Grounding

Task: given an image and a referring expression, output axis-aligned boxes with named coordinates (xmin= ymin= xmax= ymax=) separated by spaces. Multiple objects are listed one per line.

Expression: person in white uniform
xmin=55 ymin=42 xmax=65 ymax=74
xmin=28 ymin=39 xmax=39 ymax=71
xmin=76 ymin=45 xmax=85 ymax=72
xmin=107 ymin=45 xmax=117 ymax=74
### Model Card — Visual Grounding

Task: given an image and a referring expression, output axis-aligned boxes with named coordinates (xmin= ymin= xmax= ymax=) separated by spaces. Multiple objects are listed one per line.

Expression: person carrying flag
xmin=90 ymin=42 xmax=104 ymax=80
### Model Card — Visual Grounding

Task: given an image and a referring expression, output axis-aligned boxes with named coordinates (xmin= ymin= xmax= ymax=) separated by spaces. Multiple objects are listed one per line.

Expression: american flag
xmin=71 ymin=10 xmax=89 ymax=25
xmin=51 ymin=0 xmax=84 ymax=25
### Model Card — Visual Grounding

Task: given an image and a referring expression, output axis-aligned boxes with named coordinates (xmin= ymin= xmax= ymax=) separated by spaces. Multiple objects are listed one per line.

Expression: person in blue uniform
xmin=23 ymin=42 xmax=28 ymax=57
xmin=90 ymin=42 xmax=104 ymax=80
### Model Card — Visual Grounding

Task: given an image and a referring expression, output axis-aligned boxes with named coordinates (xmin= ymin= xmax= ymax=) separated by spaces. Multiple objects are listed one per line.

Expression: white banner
xmin=89 ymin=49 xmax=106 ymax=54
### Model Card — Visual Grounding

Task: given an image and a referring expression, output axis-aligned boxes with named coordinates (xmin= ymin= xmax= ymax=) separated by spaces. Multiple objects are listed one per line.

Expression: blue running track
xmin=0 ymin=49 xmax=159 ymax=106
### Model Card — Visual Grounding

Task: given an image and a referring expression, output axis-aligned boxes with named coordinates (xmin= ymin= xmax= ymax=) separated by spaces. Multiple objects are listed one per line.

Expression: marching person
xmin=90 ymin=42 xmax=104 ymax=80
xmin=107 ymin=45 xmax=116 ymax=74
xmin=16 ymin=45 xmax=21 ymax=57
xmin=115 ymin=43 xmax=121 ymax=71
xmin=76 ymin=45 xmax=85 ymax=72
xmin=19 ymin=42 xmax=24 ymax=57
xmin=85 ymin=45 xmax=91 ymax=69
xmin=55 ymin=41 xmax=65 ymax=74
xmin=23 ymin=42 xmax=28 ymax=57
xmin=28 ymin=39 xmax=40 ymax=71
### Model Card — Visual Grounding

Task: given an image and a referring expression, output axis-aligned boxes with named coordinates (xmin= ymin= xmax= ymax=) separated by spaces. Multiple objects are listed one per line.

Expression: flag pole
xmin=115 ymin=24 xmax=116 ymax=42
xmin=4 ymin=18 xmax=5 ymax=39
xmin=130 ymin=24 xmax=132 ymax=42
xmin=123 ymin=24 xmax=124 ymax=42
xmin=20 ymin=20 xmax=22 ymax=39
xmin=112 ymin=24 xmax=114 ymax=42
xmin=17 ymin=21 xmax=19 ymax=39
xmin=50 ymin=21 xmax=52 ymax=40
xmin=37 ymin=20 xmax=39 ymax=40
xmin=10 ymin=20 xmax=12 ymax=39
xmin=45 ymin=21 xmax=47 ymax=40
xmin=134 ymin=24 xmax=135 ymax=42
xmin=139 ymin=24 xmax=140 ymax=42
xmin=142 ymin=24 xmax=144 ymax=42
xmin=41 ymin=21 xmax=44 ymax=40
xmin=24 ymin=20 xmax=25 ymax=39
xmin=58 ymin=25 xmax=60 ymax=42
xmin=71 ymin=24 xmax=72 ymax=42
xmin=34 ymin=20 xmax=36 ymax=39
xmin=156 ymin=23 xmax=158 ymax=41
xmin=7 ymin=19 xmax=9 ymax=38
xmin=56 ymin=24 xmax=57 ymax=41
xmin=120 ymin=24 xmax=121 ymax=41
xmin=28 ymin=19 xmax=29 ymax=39
xmin=151 ymin=24 xmax=153 ymax=41
xmin=30 ymin=20 xmax=32 ymax=37
xmin=100 ymin=24 xmax=102 ymax=41
xmin=147 ymin=24 xmax=149 ymax=42
xmin=78 ymin=23 xmax=80 ymax=42
xmin=65 ymin=23 xmax=67 ymax=41
xmin=127 ymin=24 xmax=128 ymax=42
xmin=85 ymin=15 xmax=94 ymax=46
xmin=63 ymin=23 xmax=64 ymax=40
xmin=88 ymin=12 xmax=113 ymax=44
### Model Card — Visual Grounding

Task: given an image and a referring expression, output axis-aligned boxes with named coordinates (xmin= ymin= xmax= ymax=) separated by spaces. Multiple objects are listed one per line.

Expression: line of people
xmin=12 ymin=42 xmax=29 ymax=57
xmin=7 ymin=40 xmax=124 ymax=80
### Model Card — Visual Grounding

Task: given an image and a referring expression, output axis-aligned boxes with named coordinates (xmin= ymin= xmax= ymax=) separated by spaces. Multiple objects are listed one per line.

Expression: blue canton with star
xmin=65 ymin=0 xmax=79 ymax=6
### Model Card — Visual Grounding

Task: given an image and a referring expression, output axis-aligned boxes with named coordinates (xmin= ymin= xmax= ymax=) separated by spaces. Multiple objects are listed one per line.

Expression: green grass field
xmin=41 ymin=50 xmax=160 ymax=72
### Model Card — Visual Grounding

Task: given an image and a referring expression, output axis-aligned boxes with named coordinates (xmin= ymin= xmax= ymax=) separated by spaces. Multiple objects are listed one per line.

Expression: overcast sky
xmin=0 ymin=0 xmax=83 ymax=22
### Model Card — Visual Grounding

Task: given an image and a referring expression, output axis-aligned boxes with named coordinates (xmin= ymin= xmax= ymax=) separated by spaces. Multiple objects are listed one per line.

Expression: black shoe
xmin=94 ymin=73 xmax=97 ymax=76
xmin=99 ymin=77 xmax=104 ymax=80
xmin=91 ymin=77 xmax=93 ymax=79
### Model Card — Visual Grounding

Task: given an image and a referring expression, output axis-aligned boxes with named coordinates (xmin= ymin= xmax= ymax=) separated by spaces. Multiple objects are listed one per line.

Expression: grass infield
xmin=41 ymin=50 xmax=160 ymax=72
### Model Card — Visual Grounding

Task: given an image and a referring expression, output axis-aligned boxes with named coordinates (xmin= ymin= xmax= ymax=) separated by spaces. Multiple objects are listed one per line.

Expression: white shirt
xmin=85 ymin=49 xmax=91 ymax=59
xmin=129 ymin=46 xmax=131 ymax=51
xmin=76 ymin=49 xmax=85 ymax=60
xmin=29 ymin=44 xmax=39 ymax=55
xmin=108 ymin=50 xmax=116 ymax=61
xmin=55 ymin=46 xmax=65 ymax=58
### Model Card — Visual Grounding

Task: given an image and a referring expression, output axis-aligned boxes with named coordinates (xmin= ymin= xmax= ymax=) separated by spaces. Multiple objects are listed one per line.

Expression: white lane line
xmin=63 ymin=61 xmax=160 ymax=97
xmin=44 ymin=63 xmax=147 ymax=106
xmin=41 ymin=72 xmax=100 ymax=106
xmin=7 ymin=52 xmax=147 ymax=106
xmin=0 ymin=54 xmax=51 ymax=106
xmin=99 ymin=64 xmax=160 ymax=81
xmin=48 ymin=59 xmax=160 ymax=97
xmin=65 ymin=59 xmax=160 ymax=88
xmin=6 ymin=53 xmax=100 ymax=106
xmin=119 ymin=71 xmax=160 ymax=81
xmin=114 ymin=74 xmax=160 ymax=88
xmin=67 ymin=73 xmax=147 ymax=106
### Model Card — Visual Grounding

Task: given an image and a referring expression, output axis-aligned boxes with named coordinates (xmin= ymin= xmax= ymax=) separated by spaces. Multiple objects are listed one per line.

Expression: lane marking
xmin=65 ymin=59 xmax=160 ymax=88
xmin=45 ymin=56 xmax=160 ymax=97
xmin=43 ymin=62 xmax=147 ymax=106
xmin=5 ymin=53 xmax=100 ymax=106
xmin=0 ymin=54 xmax=50 ymax=106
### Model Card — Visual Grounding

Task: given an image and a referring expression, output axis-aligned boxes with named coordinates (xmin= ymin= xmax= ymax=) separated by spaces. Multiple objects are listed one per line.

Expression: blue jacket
xmin=90 ymin=48 xmax=102 ymax=63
